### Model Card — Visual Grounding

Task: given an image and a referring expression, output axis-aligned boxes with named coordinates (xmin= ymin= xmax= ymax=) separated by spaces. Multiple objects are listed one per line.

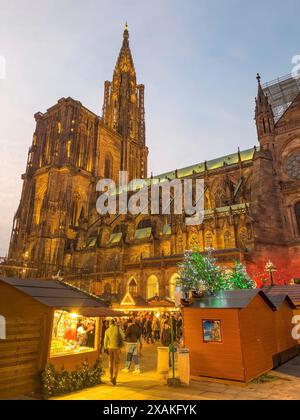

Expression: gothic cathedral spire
xmin=255 ymin=73 xmax=275 ymax=150
xmin=102 ymin=24 xmax=145 ymax=144
xmin=102 ymin=24 xmax=148 ymax=180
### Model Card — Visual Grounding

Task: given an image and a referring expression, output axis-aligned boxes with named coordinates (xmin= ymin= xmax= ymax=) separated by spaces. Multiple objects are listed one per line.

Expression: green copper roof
xmin=162 ymin=224 xmax=172 ymax=236
xmin=108 ymin=232 xmax=123 ymax=245
xmin=86 ymin=236 xmax=97 ymax=248
xmin=156 ymin=147 xmax=257 ymax=181
xmin=134 ymin=227 xmax=152 ymax=240
xmin=112 ymin=147 xmax=258 ymax=196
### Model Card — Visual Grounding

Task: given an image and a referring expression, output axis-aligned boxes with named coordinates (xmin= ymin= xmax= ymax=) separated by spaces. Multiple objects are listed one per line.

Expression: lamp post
xmin=265 ymin=261 xmax=277 ymax=287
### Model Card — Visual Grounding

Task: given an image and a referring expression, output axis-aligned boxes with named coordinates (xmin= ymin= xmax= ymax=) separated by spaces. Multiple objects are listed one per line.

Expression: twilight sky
xmin=0 ymin=0 xmax=299 ymax=256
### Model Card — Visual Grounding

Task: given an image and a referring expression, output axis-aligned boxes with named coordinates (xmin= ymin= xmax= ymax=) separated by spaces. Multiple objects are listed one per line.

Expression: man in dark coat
xmin=161 ymin=321 xmax=172 ymax=347
xmin=122 ymin=318 xmax=141 ymax=373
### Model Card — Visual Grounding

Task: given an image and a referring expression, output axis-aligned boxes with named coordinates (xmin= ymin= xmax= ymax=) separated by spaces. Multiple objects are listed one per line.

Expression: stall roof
xmin=188 ymin=290 xmax=277 ymax=310
xmin=266 ymin=294 xmax=296 ymax=310
xmin=263 ymin=285 xmax=300 ymax=306
xmin=147 ymin=296 xmax=175 ymax=308
xmin=76 ymin=307 xmax=125 ymax=317
xmin=0 ymin=277 xmax=109 ymax=309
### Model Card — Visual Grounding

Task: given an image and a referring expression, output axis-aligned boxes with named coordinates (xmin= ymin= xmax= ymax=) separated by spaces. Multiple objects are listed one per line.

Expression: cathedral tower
xmin=8 ymin=26 xmax=148 ymax=275
xmin=102 ymin=24 xmax=148 ymax=180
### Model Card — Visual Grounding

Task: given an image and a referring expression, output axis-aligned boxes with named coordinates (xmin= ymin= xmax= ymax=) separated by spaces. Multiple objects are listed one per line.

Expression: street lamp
xmin=265 ymin=260 xmax=277 ymax=287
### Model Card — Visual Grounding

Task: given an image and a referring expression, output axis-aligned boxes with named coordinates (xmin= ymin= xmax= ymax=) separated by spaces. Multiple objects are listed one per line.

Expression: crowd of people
xmin=100 ymin=311 xmax=183 ymax=386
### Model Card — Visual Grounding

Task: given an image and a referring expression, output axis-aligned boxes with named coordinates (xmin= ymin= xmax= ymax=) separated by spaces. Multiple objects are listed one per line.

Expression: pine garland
xmin=41 ymin=359 xmax=104 ymax=399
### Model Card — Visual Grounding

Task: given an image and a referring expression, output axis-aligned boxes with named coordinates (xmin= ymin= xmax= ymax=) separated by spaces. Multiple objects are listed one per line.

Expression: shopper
xmin=161 ymin=321 xmax=172 ymax=367
xmin=161 ymin=321 xmax=172 ymax=347
xmin=152 ymin=316 xmax=160 ymax=341
xmin=85 ymin=321 xmax=95 ymax=348
xmin=145 ymin=317 xmax=153 ymax=344
xmin=122 ymin=318 xmax=141 ymax=374
xmin=176 ymin=315 xmax=183 ymax=340
xmin=135 ymin=316 xmax=143 ymax=356
xmin=104 ymin=319 xmax=125 ymax=386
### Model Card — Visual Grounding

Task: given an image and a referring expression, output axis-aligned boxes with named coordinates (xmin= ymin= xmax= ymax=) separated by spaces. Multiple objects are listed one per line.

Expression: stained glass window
xmin=286 ymin=151 xmax=300 ymax=180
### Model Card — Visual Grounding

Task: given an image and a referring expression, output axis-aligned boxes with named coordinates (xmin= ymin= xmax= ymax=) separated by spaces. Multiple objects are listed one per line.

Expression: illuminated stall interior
xmin=50 ymin=310 xmax=98 ymax=357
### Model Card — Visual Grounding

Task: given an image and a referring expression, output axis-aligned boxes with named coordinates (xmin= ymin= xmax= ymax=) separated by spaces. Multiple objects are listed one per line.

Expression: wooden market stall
xmin=183 ymin=290 xmax=280 ymax=383
xmin=266 ymin=295 xmax=299 ymax=366
xmin=102 ymin=291 xmax=175 ymax=314
xmin=264 ymin=285 xmax=300 ymax=345
xmin=0 ymin=277 xmax=118 ymax=399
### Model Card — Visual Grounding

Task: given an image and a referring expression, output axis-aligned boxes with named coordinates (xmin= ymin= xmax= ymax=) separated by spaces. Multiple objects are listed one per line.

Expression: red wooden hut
xmin=183 ymin=290 xmax=279 ymax=383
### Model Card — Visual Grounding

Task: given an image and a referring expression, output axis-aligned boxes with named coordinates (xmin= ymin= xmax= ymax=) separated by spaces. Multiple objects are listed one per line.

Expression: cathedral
xmin=6 ymin=26 xmax=300 ymax=300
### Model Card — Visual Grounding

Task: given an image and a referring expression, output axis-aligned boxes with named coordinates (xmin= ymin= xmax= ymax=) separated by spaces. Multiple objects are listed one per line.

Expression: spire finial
xmin=256 ymin=73 xmax=261 ymax=85
xmin=123 ymin=21 xmax=129 ymax=41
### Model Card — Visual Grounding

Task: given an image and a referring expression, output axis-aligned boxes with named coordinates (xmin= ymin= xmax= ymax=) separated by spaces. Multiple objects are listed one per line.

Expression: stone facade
xmin=7 ymin=28 xmax=300 ymax=299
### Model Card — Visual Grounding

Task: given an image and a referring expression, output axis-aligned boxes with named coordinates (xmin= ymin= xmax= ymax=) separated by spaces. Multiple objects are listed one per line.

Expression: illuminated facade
xmin=7 ymin=27 xmax=300 ymax=298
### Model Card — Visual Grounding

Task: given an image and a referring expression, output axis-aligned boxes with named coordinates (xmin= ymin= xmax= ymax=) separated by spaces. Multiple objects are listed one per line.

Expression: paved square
xmin=54 ymin=343 xmax=300 ymax=401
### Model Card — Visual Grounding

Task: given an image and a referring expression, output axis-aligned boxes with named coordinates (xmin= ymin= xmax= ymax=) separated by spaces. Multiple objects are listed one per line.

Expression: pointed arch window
xmin=205 ymin=232 xmax=213 ymax=249
xmin=224 ymin=231 xmax=231 ymax=249
xmin=147 ymin=275 xmax=159 ymax=300
xmin=215 ymin=188 xmax=227 ymax=209
xmin=104 ymin=153 xmax=113 ymax=179
xmin=295 ymin=202 xmax=300 ymax=235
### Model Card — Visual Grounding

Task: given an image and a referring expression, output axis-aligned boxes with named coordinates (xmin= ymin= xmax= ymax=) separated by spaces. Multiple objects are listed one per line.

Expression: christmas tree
xmin=178 ymin=249 xmax=255 ymax=294
xmin=178 ymin=249 xmax=224 ymax=294
xmin=223 ymin=261 xmax=256 ymax=290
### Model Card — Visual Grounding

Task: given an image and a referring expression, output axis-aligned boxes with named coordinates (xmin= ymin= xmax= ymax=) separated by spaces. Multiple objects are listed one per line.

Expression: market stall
xmin=267 ymin=295 xmax=299 ymax=366
xmin=104 ymin=291 xmax=176 ymax=314
xmin=0 ymin=277 xmax=119 ymax=399
xmin=183 ymin=290 xmax=282 ymax=383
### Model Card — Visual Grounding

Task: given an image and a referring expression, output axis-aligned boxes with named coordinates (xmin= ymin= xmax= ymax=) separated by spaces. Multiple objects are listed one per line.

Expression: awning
xmin=67 ymin=307 xmax=124 ymax=317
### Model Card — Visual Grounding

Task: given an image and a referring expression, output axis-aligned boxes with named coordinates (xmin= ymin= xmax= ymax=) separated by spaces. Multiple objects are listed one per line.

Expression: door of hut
xmin=0 ymin=316 xmax=45 ymax=399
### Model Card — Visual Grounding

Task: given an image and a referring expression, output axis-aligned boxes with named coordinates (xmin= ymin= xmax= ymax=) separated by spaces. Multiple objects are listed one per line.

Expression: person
xmin=77 ymin=322 xmax=87 ymax=346
xmin=152 ymin=316 xmax=160 ymax=341
xmin=104 ymin=319 xmax=125 ymax=386
xmin=176 ymin=315 xmax=183 ymax=340
xmin=145 ymin=317 xmax=153 ymax=344
xmin=142 ymin=316 xmax=147 ymax=341
xmin=85 ymin=322 xmax=95 ymax=348
xmin=161 ymin=321 xmax=172 ymax=347
xmin=135 ymin=316 xmax=143 ymax=356
xmin=122 ymin=318 xmax=141 ymax=374
xmin=171 ymin=315 xmax=177 ymax=341
xmin=161 ymin=321 xmax=172 ymax=367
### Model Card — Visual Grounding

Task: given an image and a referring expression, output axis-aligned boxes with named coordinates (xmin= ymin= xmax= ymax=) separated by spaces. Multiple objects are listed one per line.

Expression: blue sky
xmin=0 ymin=0 xmax=299 ymax=255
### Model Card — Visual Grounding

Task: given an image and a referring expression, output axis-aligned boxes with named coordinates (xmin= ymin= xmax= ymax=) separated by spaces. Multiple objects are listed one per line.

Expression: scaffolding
xmin=262 ymin=73 xmax=300 ymax=122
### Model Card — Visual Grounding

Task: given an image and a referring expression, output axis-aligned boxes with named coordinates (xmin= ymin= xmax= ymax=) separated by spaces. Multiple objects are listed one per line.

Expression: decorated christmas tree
xmin=178 ymin=249 xmax=224 ymax=294
xmin=178 ymin=249 xmax=255 ymax=294
xmin=223 ymin=261 xmax=256 ymax=290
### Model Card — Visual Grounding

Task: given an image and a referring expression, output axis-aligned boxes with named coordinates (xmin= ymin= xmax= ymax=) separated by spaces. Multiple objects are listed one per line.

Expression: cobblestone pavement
xmin=55 ymin=343 xmax=300 ymax=401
